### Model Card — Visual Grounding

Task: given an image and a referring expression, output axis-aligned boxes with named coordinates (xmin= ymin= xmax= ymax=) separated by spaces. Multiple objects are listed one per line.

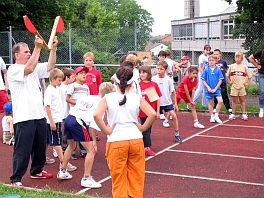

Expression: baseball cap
xmin=181 ymin=55 xmax=189 ymax=60
xmin=74 ymin=66 xmax=89 ymax=75
xmin=3 ymin=101 xmax=12 ymax=113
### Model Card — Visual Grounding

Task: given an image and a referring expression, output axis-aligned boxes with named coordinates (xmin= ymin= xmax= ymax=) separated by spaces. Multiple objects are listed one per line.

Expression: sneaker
xmin=175 ymin=135 xmax=182 ymax=143
xmin=213 ymin=109 xmax=216 ymax=113
xmin=80 ymin=152 xmax=87 ymax=158
xmin=242 ymin=114 xmax=248 ymax=121
xmin=53 ymin=148 xmax=58 ymax=158
xmin=145 ymin=148 xmax=156 ymax=156
xmin=163 ymin=121 xmax=170 ymax=127
xmin=11 ymin=182 xmax=24 ymax=187
xmin=228 ymin=109 xmax=232 ymax=113
xmin=71 ymin=154 xmax=77 ymax=160
xmin=30 ymin=170 xmax=53 ymax=179
xmin=46 ymin=157 xmax=55 ymax=164
xmin=60 ymin=162 xmax=77 ymax=172
xmin=194 ymin=122 xmax=205 ymax=129
xmin=210 ymin=117 xmax=216 ymax=123
xmin=57 ymin=169 xmax=72 ymax=180
xmin=214 ymin=116 xmax=222 ymax=124
xmin=96 ymin=134 xmax=100 ymax=141
xmin=259 ymin=109 xmax=263 ymax=118
xmin=8 ymin=137 xmax=14 ymax=146
xmin=169 ymin=116 xmax=172 ymax=120
xmin=160 ymin=114 xmax=165 ymax=120
xmin=229 ymin=114 xmax=236 ymax=120
xmin=81 ymin=176 xmax=102 ymax=188
xmin=187 ymin=104 xmax=190 ymax=110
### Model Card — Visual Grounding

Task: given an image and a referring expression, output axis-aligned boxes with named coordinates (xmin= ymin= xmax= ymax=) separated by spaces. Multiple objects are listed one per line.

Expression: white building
xmin=171 ymin=0 xmax=245 ymax=65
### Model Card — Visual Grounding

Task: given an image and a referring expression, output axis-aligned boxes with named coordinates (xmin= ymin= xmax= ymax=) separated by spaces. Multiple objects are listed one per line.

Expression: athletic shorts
xmin=230 ymin=87 xmax=246 ymax=96
xmin=0 ymin=90 xmax=9 ymax=113
xmin=205 ymin=89 xmax=221 ymax=100
xmin=160 ymin=104 xmax=174 ymax=114
xmin=47 ymin=122 xmax=62 ymax=146
xmin=64 ymin=115 xmax=93 ymax=142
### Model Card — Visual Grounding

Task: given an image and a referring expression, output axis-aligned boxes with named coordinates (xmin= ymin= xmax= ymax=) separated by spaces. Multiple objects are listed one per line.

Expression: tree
xmin=0 ymin=0 xmax=76 ymax=30
xmin=225 ymin=0 xmax=264 ymax=56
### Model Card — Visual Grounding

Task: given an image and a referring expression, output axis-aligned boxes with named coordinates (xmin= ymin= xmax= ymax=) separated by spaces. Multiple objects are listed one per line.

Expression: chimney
xmin=184 ymin=0 xmax=200 ymax=19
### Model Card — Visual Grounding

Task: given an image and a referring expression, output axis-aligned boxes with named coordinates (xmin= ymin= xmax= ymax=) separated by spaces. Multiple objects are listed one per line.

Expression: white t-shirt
xmin=105 ymin=92 xmax=142 ymax=142
xmin=58 ymin=83 xmax=71 ymax=119
xmin=152 ymin=75 xmax=174 ymax=106
xmin=44 ymin=85 xmax=63 ymax=124
xmin=7 ymin=63 xmax=50 ymax=124
xmin=69 ymin=95 xmax=102 ymax=131
xmin=0 ymin=57 xmax=6 ymax=90
xmin=165 ymin=58 xmax=174 ymax=75
xmin=67 ymin=82 xmax=89 ymax=110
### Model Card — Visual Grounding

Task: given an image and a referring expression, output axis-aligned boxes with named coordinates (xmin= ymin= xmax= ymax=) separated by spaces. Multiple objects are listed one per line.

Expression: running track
xmin=0 ymin=111 xmax=264 ymax=197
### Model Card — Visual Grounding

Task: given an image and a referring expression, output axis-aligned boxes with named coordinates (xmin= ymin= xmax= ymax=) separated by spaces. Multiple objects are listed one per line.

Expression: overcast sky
xmin=135 ymin=0 xmax=237 ymax=36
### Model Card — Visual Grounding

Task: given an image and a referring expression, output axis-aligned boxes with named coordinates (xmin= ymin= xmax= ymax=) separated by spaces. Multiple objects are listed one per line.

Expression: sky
xmin=135 ymin=0 xmax=237 ymax=36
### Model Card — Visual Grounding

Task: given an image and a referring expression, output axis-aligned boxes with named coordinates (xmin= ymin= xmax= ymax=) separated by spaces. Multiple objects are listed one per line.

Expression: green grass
xmin=0 ymin=183 xmax=99 ymax=198
xmin=177 ymin=101 xmax=259 ymax=113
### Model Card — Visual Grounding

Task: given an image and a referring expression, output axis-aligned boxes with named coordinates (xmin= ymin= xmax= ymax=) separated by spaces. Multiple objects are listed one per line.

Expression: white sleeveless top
xmin=105 ymin=92 xmax=142 ymax=142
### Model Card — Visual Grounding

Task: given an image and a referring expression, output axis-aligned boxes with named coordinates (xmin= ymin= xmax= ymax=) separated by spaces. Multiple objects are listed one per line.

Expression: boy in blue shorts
xmin=201 ymin=55 xmax=224 ymax=123
xmin=152 ymin=60 xmax=182 ymax=143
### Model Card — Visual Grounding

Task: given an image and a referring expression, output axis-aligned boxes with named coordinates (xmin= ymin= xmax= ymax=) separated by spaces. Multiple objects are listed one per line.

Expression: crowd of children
xmin=2 ymin=42 xmax=256 ymax=197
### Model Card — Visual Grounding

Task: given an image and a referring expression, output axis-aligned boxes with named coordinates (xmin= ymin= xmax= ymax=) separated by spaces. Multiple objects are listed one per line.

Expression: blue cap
xmin=3 ymin=101 xmax=12 ymax=113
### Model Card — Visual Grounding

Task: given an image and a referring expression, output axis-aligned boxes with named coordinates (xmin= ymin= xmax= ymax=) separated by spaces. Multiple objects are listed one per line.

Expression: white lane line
xmin=221 ymin=123 xmax=264 ymax=129
xmin=167 ymin=150 xmax=264 ymax=160
xmin=145 ymin=171 xmax=264 ymax=187
xmin=75 ymin=119 xmax=236 ymax=194
xmin=197 ymin=135 xmax=264 ymax=142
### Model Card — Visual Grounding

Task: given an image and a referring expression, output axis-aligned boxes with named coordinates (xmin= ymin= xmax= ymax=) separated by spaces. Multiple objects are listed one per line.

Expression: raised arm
xmin=46 ymin=36 xmax=58 ymax=72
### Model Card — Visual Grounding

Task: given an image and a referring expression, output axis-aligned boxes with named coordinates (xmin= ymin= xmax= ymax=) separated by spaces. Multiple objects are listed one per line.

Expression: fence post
xmin=8 ymin=26 xmax=13 ymax=64
xmin=134 ymin=20 xmax=137 ymax=52
xmin=68 ymin=23 xmax=72 ymax=66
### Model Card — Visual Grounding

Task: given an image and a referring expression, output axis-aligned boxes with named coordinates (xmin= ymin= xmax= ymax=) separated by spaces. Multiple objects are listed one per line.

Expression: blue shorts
xmin=205 ymin=89 xmax=221 ymax=100
xmin=47 ymin=122 xmax=62 ymax=146
xmin=160 ymin=104 xmax=174 ymax=114
xmin=64 ymin=115 xmax=93 ymax=142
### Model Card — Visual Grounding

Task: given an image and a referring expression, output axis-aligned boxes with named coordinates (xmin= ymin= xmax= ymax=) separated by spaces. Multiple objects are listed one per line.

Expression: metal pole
xmin=207 ymin=18 xmax=210 ymax=45
xmin=134 ymin=20 xmax=137 ymax=52
xmin=9 ymin=26 xmax=13 ymax=64
xmin=68 ymin=23 xmax=72 ymax=65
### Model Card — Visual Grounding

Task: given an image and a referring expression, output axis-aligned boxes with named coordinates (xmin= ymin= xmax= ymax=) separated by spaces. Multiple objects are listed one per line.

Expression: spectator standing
xmin=249 ymin=49 xmax=264 ymax=118
xmin=0 ymin=57 xmax=9 ymax=113
xmin=7 ymin=36 xmax=58 ymax=186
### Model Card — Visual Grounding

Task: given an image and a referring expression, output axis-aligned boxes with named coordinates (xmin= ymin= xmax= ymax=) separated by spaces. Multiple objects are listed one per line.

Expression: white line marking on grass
xmin=197 ymin=135 xmax=264 ymax=142
xmin=222 ymin=123 xmax=264 ymax=129
xmin=167 ymin=150 xmax=264 ymax=160
xmin=145 ymin=171 xmax=264 ymax=186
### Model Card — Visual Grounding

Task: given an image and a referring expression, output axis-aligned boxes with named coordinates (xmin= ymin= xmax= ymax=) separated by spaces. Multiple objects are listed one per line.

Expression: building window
xmin=172 ymin=24 xmax=192 ymax=40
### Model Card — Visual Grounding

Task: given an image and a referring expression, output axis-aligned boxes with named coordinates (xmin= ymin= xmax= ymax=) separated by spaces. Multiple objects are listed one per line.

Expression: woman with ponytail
xmin=94 ymin=66 xmax=156 ymax=198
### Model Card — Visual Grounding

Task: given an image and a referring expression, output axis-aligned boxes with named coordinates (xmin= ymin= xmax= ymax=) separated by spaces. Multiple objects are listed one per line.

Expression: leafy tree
xmin=225 ymin=0 xmax=264 ymax=56
xmin=0 ymin=0 xmax=76 ymax=30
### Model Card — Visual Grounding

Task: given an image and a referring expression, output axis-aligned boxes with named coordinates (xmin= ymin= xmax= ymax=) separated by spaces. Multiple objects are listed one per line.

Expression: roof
xmin=220 ymin=6 xmax=237 ymax=14
xmin=151 ymin=34 xmax=171 ymax=40
xmin=146 ymin=43 xmax=165 ymax=51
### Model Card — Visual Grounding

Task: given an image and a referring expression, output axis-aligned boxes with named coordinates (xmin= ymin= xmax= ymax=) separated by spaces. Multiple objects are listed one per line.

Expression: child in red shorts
xmin=176 ymin=66 xmax=205 ymax=128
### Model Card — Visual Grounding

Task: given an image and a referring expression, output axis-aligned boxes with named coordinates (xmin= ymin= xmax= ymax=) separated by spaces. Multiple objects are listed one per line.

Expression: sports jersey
xmin=85 ymin=68 xmax=102 ymax=95
xmin=176 ymin=76 xmax=198 ymax=100
xmin=201 ymin=66 xmax=224 ymax=92
xmin=226 ymin=63 xmax=253 ymax=89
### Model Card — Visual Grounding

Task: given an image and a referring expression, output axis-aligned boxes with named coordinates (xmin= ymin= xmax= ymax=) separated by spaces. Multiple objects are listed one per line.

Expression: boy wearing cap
xmin=2 ymin=101 xmax=14 ymax=145
xmin=66 ymin=66 xmax=90 ymax=158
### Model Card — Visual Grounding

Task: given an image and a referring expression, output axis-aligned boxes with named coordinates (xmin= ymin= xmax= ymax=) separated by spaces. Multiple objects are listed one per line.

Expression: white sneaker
xmin=259 ymin=109 xmax=263 ymax=118
xmin=214 ymin=116 xmax=222 ymax=123
xmin=57 ymin=169 xmax=72 ymax=180
xmin=242 ymin=114 xmax=248 ymax=121
xmin=81 ymin=176 xmax=102 ymax=188
xmin=228 ymin=109 xmax=232 ymax=113
xmin=229 ymin=114 xmax=236 ymax=120
xmin=60 ymin=162 xmax=77 ymax=172
xmin=210 ymin=117 xmax=215 ymax=123
xmin=163 ymin=121 xmax=170 ymax=127
xmin=160 ymin=114 xmax=165 ymax=120
xmin=213 ymin=109 xmax=216 ymax=113
xmin=53 ymin=148 xmax=58 ymax=158
xmin=194 ymin=122 xmax=205 ymax=129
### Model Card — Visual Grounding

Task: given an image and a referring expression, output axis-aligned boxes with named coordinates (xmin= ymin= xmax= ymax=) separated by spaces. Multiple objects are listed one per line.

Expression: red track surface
xmin=0 ymin=111 xmax=264 ymax=197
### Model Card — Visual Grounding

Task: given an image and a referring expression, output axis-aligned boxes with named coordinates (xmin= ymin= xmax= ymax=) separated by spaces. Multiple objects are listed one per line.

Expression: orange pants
xmin=105 ymin=138 xmax=145 ymax=198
